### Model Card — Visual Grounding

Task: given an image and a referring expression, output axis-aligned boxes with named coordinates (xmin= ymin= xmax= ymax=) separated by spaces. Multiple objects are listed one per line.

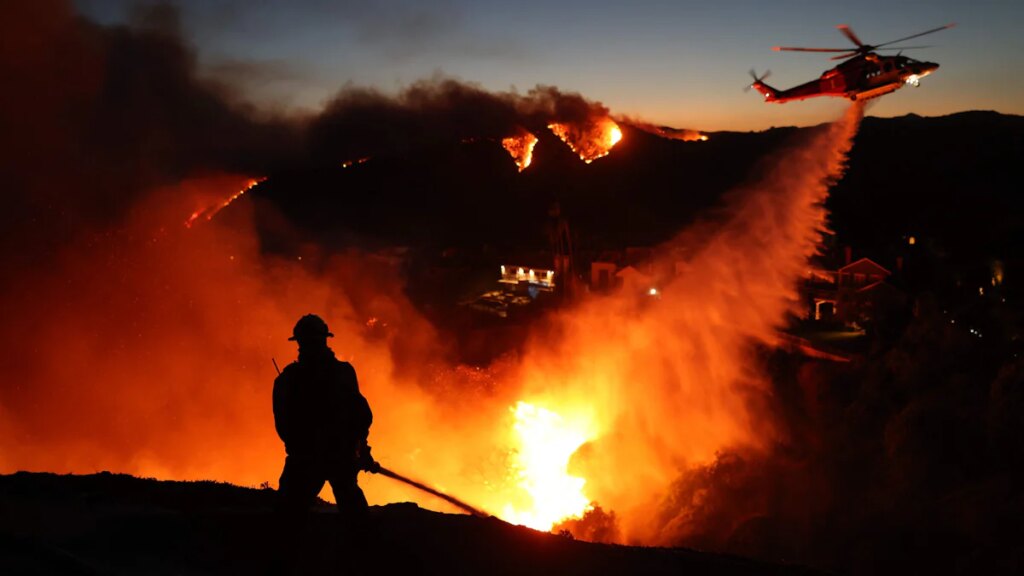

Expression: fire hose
xmin=371 ymin=465 xmax=487 ymax=517
xmin=273 ymin=358 xmax=486 ymax=518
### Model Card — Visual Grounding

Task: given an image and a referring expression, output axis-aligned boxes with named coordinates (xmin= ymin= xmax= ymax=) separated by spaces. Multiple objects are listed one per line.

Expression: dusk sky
xmin=77 ymin=0 xmax=1024 ymax=131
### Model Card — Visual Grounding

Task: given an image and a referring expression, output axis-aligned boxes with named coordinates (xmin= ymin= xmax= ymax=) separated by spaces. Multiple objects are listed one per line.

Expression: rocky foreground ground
xmin=0 ymin=472 xmax=821 ymax=575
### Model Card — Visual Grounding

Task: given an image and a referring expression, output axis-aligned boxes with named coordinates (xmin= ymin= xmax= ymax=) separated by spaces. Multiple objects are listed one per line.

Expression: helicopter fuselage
xmin=753 ymin=54 xmax=939 ymax=104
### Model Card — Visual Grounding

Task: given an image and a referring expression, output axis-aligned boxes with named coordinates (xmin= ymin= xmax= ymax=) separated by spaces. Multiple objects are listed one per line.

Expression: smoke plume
xmin=308 ymin=79 xmax=617 ymax=164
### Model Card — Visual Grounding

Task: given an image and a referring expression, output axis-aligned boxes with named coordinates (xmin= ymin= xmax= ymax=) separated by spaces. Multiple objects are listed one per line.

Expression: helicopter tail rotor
xmin=744 ymin=69 xmax=771 ymax=92
xmin=745 ymin=69 xmax=778 ymax=101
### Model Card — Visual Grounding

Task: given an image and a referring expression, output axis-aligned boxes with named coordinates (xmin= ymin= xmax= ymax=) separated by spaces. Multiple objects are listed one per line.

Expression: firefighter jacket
xmin=273 ymin=347 xmax=372 ymax=459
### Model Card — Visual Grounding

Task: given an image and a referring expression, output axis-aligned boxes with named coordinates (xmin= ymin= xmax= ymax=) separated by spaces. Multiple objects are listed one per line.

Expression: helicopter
xmin=749 ymin=23 xmax=954 ymax=103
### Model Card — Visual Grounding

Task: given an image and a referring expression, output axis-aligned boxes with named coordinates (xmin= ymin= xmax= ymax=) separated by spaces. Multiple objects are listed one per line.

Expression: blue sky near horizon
xmin=76 ymin=0 xmax=1024 ymax=131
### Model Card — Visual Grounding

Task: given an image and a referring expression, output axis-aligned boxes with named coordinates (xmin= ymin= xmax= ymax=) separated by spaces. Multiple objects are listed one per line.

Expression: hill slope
xmin=246 ymin=111 xmax=1024 ymax=270
xmin=0 ymin=472 xmax=819 ymax=575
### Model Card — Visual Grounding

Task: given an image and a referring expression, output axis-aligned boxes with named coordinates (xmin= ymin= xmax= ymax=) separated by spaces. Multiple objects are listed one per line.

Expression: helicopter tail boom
xmin=750 ymin=79 xmax=779 ymax=102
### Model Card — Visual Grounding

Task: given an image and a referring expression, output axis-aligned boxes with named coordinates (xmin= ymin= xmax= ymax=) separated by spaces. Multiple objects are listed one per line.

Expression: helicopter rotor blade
xmin=773 ymin=46 xmax=855 ymax=53
xmin=836 ymin=24 xmax=866 ymax=48
xmin=874 ymin=23 xmax=956 ymax=49
xmin=829 ymin=52 xmax=860 ymax=61
xmin=875 ymin=45 xmax=932 ymax=51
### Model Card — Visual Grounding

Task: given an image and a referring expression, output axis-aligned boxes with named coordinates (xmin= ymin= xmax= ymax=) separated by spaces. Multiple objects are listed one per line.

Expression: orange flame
xmin=501 ymin=132 xmax=539 ymax=172
xmin=184 ymin=177 xmax=265 ymax=228
xmin=500 ymin=401 xmax=597 ymax=529
xmin=548 ymin=118 xmax=622 ymax=163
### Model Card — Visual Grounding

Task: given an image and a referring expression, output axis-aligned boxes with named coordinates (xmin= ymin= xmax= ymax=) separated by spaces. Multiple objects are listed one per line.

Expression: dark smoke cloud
xmin=308 ymin=79 xmax=612 ymax=162
xmin=0 ymin=0 xmax=299 ymax=270
xmin=0 ymin=1 xmax=614 ymax=243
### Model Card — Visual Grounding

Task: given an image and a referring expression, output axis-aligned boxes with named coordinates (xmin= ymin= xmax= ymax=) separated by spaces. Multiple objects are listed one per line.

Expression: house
xmin=805 ymin=257 xmax=904 ymax=325
xmin=499 ymin=264 xmax=556 ymax=291
xmin=616 ymin=265 xmax=655 ymax=295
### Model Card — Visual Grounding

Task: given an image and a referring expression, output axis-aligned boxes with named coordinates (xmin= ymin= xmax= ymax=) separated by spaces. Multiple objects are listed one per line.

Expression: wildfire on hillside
xmin=501 ymin=131 xmax=539 ymax=172
xmin=184 ymin=178 xmax=265 ymax=228
xmin=548 ymin=117 xmax=623 ymax=163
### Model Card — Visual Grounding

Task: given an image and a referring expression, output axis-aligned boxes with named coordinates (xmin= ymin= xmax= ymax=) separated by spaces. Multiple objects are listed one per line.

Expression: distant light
xmin=908 ymin=236 xmax=916 ymax=245
xmin=979 ymin=287 xmax=985 ymax=296
xmin=648 ymin=287 xmax=659 ymax=296
xmin=993 ymin=261 xmax=1004 ymax=285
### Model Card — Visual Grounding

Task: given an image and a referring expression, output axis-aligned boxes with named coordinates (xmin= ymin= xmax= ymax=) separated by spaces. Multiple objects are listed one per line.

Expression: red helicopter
xmin=749 ymin=23 xmax=954 ymax=103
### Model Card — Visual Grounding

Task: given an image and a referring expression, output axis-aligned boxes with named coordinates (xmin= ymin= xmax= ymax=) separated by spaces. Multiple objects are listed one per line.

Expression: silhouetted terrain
xmin=248 ymin=111 xmax=1024 ymax=271
xmin=0 ymin=472 xmax=819 ymax=576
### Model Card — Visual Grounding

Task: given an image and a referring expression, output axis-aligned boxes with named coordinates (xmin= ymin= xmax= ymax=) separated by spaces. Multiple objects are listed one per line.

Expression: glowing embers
xmin=501 ymin=401 xmax=595 ymax=531
xmin=548 ymin=118 xmax=622 ymax=163
xmin=184 ymin=178 xmax=265 ymax=228
xmin=501 ymin=132 xmax=539 ymax=172
xmin=342 ymin=157 xmax=370 ymax=169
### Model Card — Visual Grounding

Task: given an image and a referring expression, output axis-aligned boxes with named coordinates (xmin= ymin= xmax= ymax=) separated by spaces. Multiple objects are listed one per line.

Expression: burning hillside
xmin=548 ymin=118 xmax=624 ymax=163
xmin=502 ymin=131 xmax=539 ymax=172
xmin=185 ymin=178 xmax=266 ymax=228
xmin=309 ymin=80 xmax=635 ymax=173
xmin=7 ymin=5 xmax=1024 ymax=575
